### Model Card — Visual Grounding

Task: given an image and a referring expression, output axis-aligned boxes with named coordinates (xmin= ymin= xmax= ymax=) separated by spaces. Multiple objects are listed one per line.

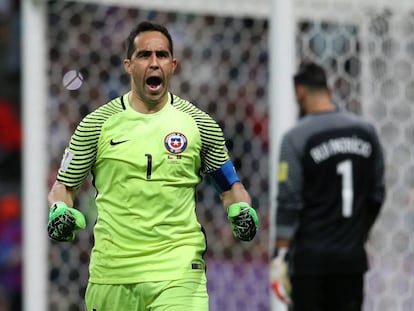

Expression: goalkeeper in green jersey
xmin=47 ymin=21 xmax=258 ymax=311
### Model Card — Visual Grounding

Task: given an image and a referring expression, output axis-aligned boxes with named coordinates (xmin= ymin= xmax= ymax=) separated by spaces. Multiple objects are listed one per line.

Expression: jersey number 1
xmin=145 ymin=154 xmax=152 ymax=180
xmin=337 ymin=159 xmax=353 ymax=218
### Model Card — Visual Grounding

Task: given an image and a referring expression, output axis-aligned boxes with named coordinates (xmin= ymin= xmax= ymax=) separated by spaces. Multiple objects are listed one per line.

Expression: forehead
xmin=134 ymin=31 xmax=170 ymax=51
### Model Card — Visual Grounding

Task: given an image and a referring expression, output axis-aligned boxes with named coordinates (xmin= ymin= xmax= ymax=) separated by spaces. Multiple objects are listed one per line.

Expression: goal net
xmin=40 ymin=1 xmax=414 ymax=311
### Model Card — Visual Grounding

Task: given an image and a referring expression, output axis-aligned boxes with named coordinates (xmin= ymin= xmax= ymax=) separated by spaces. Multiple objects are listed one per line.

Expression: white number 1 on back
xmin=337 ymin=159 xmax=353 ymax=218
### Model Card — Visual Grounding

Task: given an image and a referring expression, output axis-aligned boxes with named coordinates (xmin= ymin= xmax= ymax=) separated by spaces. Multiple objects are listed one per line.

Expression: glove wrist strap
xmin=274 ymin=247 xmax=289 ymax=260
xmin=50 ymin=201 xmax=69 ymax=209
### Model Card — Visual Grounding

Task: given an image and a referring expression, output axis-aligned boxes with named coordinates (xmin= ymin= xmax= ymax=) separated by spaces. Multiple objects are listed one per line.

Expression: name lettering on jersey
xmin=60 ymin=148 xmax=74 ymax=172
xmin=310 ymin=136 xmax=372 ymax=163
xmin=164 ymin=132 xmax=187 ymax=154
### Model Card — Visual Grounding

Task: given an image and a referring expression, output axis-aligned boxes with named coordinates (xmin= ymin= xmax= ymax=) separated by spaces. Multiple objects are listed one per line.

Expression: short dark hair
xmin=293 ymin=62 xmax=328 ymax=89
xmin=126 ymin=21 xmax=174 ymax=59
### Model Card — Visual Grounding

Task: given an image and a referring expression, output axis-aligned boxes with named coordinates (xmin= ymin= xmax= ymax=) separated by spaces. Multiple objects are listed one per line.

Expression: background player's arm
xmin=363 ymin=126 xmax=386 ymax=240
xmin=271 ymin=134 xmax=301 ymax=304
xmin=276 ymin=134 xmax=303 ymax=244
xmin=275 ymin=238 xmax=291 ymax=250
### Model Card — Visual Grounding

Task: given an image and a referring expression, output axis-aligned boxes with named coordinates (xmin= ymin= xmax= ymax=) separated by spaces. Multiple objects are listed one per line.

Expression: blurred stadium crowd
xmin=0 ymin=0 xmax=22 ymax=310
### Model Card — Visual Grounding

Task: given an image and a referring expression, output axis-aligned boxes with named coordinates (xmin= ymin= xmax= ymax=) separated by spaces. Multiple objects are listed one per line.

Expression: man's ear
xmin=123 ymin=59 xmax=131 ymax=74
xmin=172 ymin=58 xmax=177 ymax=73
xmin=295 ymin=85 xmax=306 ymax=99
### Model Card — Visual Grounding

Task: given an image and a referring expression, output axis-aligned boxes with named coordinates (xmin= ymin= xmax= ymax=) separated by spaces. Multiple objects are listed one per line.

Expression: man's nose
xmin=149 ymin=54 xmax=159 ymax=69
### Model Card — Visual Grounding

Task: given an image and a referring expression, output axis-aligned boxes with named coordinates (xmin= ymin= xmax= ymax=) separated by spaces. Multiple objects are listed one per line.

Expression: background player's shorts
xmin=85 ymin=276 xmax=209 ymax=311
xmin=290 ymin=274 xmax=363 ymax=311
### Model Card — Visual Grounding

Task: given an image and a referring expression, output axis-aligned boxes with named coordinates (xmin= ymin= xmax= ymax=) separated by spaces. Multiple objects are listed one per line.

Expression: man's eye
xmin=137 ymin=51 xmax=151 ymax=58
xmin=156 ymin=51 xmax=169 ymax=58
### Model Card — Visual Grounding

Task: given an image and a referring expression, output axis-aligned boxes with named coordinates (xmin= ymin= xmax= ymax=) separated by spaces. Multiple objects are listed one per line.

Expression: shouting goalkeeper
xmin=47 ymin=21 xmax=258 ymax=311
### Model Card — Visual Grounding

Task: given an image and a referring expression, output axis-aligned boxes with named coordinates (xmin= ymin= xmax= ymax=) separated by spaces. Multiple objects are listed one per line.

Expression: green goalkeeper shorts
xmin=84 ymin=277 xmax=209 ymax=311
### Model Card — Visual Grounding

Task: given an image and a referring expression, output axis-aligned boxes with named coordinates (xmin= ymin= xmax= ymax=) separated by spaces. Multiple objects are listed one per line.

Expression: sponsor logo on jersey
xmin=110 ymin=138 xmax=129 ymax=146
xmin=164 ymin=132 xmax=187 ymax=154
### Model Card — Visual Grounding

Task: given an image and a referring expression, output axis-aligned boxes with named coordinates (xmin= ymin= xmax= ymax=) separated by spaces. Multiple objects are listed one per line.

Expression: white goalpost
xmin=269 ymin=1 xmax=296 ymax=310
xmin=22 ymin=1 xmax=48 ymax=311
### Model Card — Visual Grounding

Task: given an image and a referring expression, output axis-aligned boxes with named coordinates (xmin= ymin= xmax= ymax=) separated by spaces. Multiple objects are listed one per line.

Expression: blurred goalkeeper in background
xmin=270 ymin=62 xmax=385 ymax=311
xmin=47 ymin=21 xmax=258 ymax=311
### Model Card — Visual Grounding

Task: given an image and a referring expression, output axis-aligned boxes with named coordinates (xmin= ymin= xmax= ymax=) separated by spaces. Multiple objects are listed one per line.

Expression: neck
xmin=305 ymin=94 xmax=335 ymax=114
xmin=128 ymin=92 xmax=169 ymax=114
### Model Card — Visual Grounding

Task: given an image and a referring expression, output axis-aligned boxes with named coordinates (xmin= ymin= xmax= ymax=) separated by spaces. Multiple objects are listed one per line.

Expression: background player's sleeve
xmin=369 ymin=125 xmax=386 ymax=207
xmin=363 ymin=125 xmax=386 ymax=239
xmin=276 ymin=133 xmax=303 ymax=240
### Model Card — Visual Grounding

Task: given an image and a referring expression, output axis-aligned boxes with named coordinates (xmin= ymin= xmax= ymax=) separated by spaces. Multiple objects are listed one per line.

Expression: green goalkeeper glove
xmin=227 ymin=202 xmax=259 ymax=241
xmin=47 ymin=202 xmax=86 ymax=242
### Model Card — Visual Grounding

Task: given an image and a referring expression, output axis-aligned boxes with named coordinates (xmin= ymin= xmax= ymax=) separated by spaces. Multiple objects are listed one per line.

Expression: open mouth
xmin=146 ymin=76 xmax=162 ymax=91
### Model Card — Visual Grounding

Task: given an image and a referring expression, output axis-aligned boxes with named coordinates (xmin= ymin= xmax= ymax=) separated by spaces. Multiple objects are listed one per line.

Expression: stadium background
xmin=14 ymin=0 xmax=414 ymax=310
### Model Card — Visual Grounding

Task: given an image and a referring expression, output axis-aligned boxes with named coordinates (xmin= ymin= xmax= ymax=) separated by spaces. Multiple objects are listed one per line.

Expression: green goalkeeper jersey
xmin=57 ymin=93 xmax=229 ymax=284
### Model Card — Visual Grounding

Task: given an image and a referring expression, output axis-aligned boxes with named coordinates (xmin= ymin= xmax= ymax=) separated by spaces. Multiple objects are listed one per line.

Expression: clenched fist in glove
xmin=48 ymin=202 xmax=86 ymax=242
xmin=227 ymin=202 xmax=259 ymax=241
